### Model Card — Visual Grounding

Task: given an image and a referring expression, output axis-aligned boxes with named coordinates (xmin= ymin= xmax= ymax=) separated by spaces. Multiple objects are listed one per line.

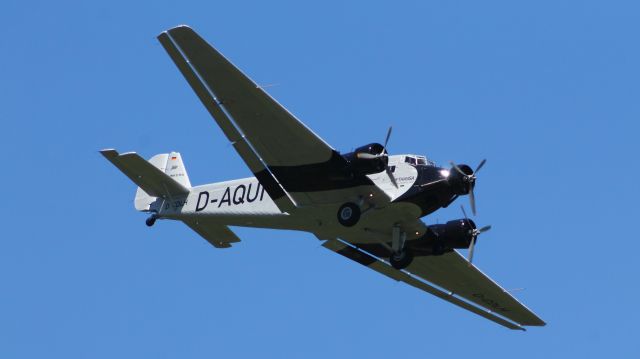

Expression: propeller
xmin=449 ymin=159 xmax=486 ymax=216
xmin=381 ymin=127 xmax=398 ymax=188
xmin=355 ymin=127 xmax=392 ymax=161
xmin=354 ymin=127 xmax=398 ymax=187
xmin=461 ymin=205 xmax=491 ymax=264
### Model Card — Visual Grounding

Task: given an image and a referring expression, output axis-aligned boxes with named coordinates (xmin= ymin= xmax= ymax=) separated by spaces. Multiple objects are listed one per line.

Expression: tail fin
xmin=163 ymin=152 xmax=192 ymax=188
xmin=101 ymin=149 xmax=191 ymax=211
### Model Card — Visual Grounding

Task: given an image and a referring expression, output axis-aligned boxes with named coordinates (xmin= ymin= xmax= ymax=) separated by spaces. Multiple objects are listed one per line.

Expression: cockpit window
xmin=405 ymin=155 xmax=435 ymax=166
xmin=404 ymin=156 xmax=417 ymax=165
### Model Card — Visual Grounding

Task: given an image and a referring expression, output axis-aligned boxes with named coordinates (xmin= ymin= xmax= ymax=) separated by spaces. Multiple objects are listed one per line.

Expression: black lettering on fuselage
xmin=233 ymin=185 xmax=246 ymax=204
xmin=196 ymin=191 xmax=209 ymax=211
xmin=260 ymin=185 xmax=266 ymax=201
xmin=246 ymin=183 xmax=261 ymax=202
xmin=218 ymin=187 xmax=231 ymax=207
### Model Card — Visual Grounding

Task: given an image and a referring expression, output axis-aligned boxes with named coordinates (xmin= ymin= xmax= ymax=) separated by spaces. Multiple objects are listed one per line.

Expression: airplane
xmin=101 ymin=25 xmax=545 ymax=330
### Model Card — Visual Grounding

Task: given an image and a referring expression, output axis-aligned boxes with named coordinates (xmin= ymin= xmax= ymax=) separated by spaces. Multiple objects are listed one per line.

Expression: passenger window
xmin=405 ymin=157 xmax=416 ymax=165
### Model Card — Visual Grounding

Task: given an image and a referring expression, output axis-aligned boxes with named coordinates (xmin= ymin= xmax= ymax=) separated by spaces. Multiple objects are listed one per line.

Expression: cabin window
xmin=404 ymin=156 xmax=417 ymax=165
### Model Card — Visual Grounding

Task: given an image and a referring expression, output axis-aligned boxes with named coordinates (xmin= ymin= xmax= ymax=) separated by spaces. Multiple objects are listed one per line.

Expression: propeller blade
xmin=460 ymin=205 xmax=469 ymax=220
xmin=468 ymin=237 xmax=476 ymax=264
xmin=474 ymin=158 xmax=487 ymax=174
xmin=449 ymin=161 xmax=466 ymax=176
xmin=382 ymin=126 xmax=392 ymax=153
xmin=469 ymin=187 xmax=477 ymax=216
xmin=477 ymin=225 xmax=492 ymax=233
xmin=386 ymin=166 xmax=398 ymax=188
xmin=356 ymin=152 xmax=382 ymax=160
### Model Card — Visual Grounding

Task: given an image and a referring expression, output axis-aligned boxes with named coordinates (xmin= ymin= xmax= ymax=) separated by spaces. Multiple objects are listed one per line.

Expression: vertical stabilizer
xmin=164 ymin=152 xmax=192 ymax=188
xmin=134 ymin=152 xmax=192 ymax=211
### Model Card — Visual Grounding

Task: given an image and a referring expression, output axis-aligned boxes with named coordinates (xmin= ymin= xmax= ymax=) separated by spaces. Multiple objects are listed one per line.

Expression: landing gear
xmin=390 ymin=248 xmax=414 ymax=269
xmin=145 ymin=214 xmax=158 ymax=227
xmin=337 ymin=202 xmax=361 ymax=227
xmin=389 ymin=225 xmax=413 ymax=269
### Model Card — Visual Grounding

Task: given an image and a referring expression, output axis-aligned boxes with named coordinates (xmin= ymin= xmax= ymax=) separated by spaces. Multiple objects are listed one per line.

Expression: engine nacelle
xmin=342 ymin=143 xmax=388 ymax=176
xmin=420 ymin=218 xmax=476 ymax=249
xmin=447 ymin=164 xmax=474 ymax=195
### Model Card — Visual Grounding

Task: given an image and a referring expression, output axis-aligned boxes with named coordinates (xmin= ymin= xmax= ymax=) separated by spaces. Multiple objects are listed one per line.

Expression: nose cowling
xmin=448 ymin=163 xmax=475 ymax=195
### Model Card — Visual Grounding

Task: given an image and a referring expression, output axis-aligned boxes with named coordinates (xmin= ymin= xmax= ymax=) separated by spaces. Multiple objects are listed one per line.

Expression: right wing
xmin=157 ymin=26 xmax=389 ymax=208
xmin=159 ymin=25 xmax=333 ymax=168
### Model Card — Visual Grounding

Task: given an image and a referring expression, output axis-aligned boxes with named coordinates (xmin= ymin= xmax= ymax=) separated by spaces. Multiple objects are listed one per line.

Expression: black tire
xmin=145 ymin=216 xmax=157 ymax=227
xmin=390 ymin=248 xmax=414 ymax=269
xmin=337 ymin=202 xmax=361 ymax=227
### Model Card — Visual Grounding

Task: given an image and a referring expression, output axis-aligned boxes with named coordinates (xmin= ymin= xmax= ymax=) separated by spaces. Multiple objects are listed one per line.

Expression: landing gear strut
xmin=389 ymin=226 xmax=413 ymax=269
xmin=337 ymin=202 xmax=361 ymax=227
xmin=145 ymin=214 xmax=158 ymax=227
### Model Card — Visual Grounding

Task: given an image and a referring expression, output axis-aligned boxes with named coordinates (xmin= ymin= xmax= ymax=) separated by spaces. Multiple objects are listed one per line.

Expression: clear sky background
xmin=2 ymin=0 xmax=639 ymax=358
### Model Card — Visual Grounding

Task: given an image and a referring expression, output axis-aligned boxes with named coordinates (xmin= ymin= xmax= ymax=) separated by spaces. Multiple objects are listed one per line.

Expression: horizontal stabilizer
xmin=100 ymin=149 xmax=190 ymax=199
xmin=183 ymin=219 xmax=241 ymax=248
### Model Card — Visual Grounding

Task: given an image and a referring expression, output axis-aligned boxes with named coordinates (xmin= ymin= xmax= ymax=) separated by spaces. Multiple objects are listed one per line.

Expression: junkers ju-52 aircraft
xmin=102 ymin=25 xmax=544 ymax=330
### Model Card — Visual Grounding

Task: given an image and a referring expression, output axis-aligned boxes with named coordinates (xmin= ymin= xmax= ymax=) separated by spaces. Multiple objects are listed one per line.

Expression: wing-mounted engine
xmin=411 ymin=218 xmax=476 ymax=255
xmin=342 ymin=143 xmax=388 ymax=176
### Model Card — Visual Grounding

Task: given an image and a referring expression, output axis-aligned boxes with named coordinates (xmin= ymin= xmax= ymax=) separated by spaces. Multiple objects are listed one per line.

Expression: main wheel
xmin=337 ymin=202 xmax=361 ymax=227
xmin=390 ymin=248 xmax=414 ymax=269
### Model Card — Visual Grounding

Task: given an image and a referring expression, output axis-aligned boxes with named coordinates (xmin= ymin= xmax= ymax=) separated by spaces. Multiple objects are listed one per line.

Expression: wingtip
xmin=99 ymin=148 xmax=119 ymax=159
xmin=166 ymin=24 xmax=192 ymax=33
xmin=158 ymin=24 xmax=194 ymax=39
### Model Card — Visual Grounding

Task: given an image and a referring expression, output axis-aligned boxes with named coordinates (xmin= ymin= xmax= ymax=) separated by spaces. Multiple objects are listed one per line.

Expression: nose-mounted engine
xmin=342 ymin=143 xmax=388 ymax=176
xmin=448 ymin=164 xmax=475 ymax=195
xmin=446 ymin=159 xmax=486 ymax=216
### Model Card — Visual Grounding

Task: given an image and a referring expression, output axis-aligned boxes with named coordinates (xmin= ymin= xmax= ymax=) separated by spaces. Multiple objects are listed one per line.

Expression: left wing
xmin=324 ymin=235 xmax=545 ymax=329
xmin=323 ymin=239 xmax=525 ymax=330
xmin=405 ymin=250 xmax=545 ymax=327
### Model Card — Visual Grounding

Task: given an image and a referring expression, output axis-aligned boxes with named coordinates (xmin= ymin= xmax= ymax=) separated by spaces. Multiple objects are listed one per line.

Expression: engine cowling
xmin=342 ymin=143 xmax=388 ymax=176
xmin=447 ymin=164 xmax=474 ymax=195
xmin=433 ymin=218 xmax=476 ymax=248
xmin=417 ymin=218 xmax=476 ymax=250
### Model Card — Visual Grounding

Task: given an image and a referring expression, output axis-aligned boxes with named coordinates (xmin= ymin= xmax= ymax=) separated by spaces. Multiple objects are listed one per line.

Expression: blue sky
xmin=2 ymin=0 xmax=639 ymax=357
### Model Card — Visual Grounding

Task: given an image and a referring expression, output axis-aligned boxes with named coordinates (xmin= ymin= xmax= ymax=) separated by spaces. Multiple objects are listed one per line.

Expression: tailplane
xmin=100 ymin=149 xmax=191 ymax=211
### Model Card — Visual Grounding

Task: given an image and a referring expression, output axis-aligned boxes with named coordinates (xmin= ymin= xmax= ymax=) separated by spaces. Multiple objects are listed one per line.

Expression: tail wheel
xmin=390 ymin=248 xmax=414 ymax=269
xmin=337 ymin=202 xmax=361 ymax=227
xmin=145 ymin=215 xmax=157 ymax=227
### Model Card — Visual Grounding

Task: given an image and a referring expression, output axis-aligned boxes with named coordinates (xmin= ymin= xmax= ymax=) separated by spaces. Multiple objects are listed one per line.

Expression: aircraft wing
xmin=323 ymin=238 xmax=545 ymax=329
xmin=158 ymin=25 xmax=389 ymax=207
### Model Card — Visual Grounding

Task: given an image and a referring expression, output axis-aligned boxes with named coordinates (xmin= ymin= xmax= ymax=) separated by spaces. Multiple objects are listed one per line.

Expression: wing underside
xmin=323 ymin=238 xmax=544 ymax=330
xmin=159 ymin=26 xmax=334 ymax=168
xmin=157 ymin=25 xmax=390 ymax=207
